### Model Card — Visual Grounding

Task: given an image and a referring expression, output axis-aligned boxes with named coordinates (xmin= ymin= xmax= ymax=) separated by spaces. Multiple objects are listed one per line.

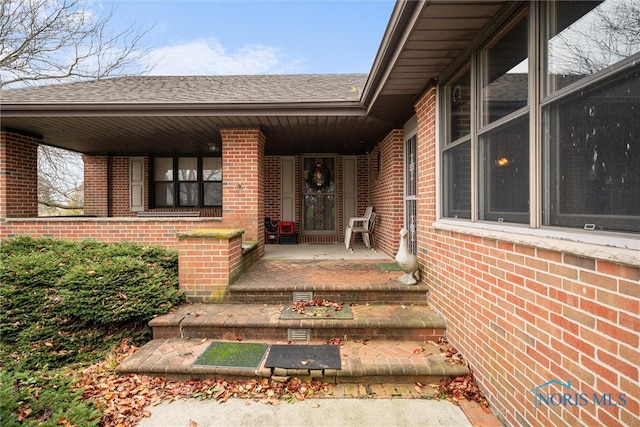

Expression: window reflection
xmin=154 ymin=158 xmax=173 ymax=181
xmin=480 ymin=117 xmax=530 ymax=222
xmin=203 ymin=157 xmax=222 ymax=181
xmin=547 ymin=0 xmax=640 ymax=94
xmin=481 ymin=13 xmax=529 ymax=125
xmin=449 ymin=69 xmax=471 ymax=143
xmin=544 ymin=64 xmax=640 ymax=232
xmin=178 ymin=157 xmax=198 ymax=207
xmin=444 ymin=141 xmax=471 ymax=219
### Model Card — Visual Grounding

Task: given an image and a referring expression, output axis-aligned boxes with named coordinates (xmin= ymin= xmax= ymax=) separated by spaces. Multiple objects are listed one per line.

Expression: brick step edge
xmin=149 ymin=304 xmax=444 ymax=330
xmin=153 ymin=326 xmax=446 ymax=342
xmin=226 ymin=290 xmax=429 ymax=305
xmin=229 ymin=282 xmax=430 ymax=293
xmin=116 ymin=338 xmax=470 ymax=384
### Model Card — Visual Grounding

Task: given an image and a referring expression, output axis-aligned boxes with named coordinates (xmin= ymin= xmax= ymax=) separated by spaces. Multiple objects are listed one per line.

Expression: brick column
xmin=83 ymin=155 xmax=109 ymax=216
xmin=0 ymin=129 xmax=39 ymax=218
xmin=220 ymin=128 xmax=265 ymax=241
xmin=177 ymin=228 xmax=244 ymax=303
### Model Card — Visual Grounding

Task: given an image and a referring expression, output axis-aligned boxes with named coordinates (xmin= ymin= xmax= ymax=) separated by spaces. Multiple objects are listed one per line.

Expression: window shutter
xmin=281 ymin=156 xmax=296 ymax=221
xmin=130 ymin=157 xmax=145 ymax=212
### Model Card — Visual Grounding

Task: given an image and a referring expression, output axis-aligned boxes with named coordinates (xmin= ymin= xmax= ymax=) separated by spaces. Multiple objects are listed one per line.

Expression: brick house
xmin=1 ymin=1 xmax=638 ymax=426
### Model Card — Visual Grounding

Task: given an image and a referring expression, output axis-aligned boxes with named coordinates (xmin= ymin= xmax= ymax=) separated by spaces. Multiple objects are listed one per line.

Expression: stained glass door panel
xmin=302 ymin=156 xmax=336 ymax=233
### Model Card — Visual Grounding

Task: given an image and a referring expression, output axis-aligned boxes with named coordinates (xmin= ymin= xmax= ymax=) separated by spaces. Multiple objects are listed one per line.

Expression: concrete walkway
xmin=137 ymin=398 xmax=474 ymax=427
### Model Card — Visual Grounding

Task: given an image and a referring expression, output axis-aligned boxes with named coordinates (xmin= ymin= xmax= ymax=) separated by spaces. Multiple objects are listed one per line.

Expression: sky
xmin=103 ymin=0 xmax=396 ymax=76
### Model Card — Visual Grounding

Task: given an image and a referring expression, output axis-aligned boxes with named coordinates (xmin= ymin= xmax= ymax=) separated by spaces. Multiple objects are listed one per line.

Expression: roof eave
xmin=361 ymin=0 xmax=425 ymax=110
xmin=1 ymin=100 xmax=367 ymax=117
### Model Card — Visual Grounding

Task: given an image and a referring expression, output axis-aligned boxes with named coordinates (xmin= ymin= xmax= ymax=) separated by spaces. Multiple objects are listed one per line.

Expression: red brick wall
xmin=0 ymin=218 xmax=224 ymax=248
xmin=414 ymin=85 xmax=639 ymax=426
xmin=357 ymin=155 xmax=369 ymax=219
xmin=110 ymin=157 xmax=134 ymax=216
xmin=220 ymin=128 xmax=265 ymax=242
xmin=0 ymin=130 xmax=39 ymax=218
xmin=368 ymin=130 xmax=404 ymax=256
xmin=83 ymin=155 xmax=109 ymax=217
xmin=264 ymin=156 xmax=281 ymax=221
xmin=178 ymin=232 xmax=244 ymax=302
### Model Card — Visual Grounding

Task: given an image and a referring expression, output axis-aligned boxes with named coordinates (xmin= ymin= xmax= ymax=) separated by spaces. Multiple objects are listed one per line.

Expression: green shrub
xmin=0 ymin=236 xmax=183 ymax=370
xmin=0 ymin=368 xmax=101 ymax=427
xmin=0 ymin=236 xmax=184 ymax=425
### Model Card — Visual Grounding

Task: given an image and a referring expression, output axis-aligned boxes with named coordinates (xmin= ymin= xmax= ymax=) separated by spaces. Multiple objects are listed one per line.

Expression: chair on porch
xmin=264 ymin=217 xmax=280 ymax=244
xmin=348 ymin=211 xmax=376 ymax=252
xmin=344 ymin=206 xmax=373 ymax=249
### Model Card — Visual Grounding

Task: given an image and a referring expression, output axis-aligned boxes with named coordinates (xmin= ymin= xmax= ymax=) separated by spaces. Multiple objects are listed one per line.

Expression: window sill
xmin=433 ymin=219 xmax=639 ymax=267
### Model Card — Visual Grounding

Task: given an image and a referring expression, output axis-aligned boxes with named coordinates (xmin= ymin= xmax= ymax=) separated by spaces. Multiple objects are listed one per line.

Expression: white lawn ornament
xmin=395 ymin=228 xmax=419 ymax=285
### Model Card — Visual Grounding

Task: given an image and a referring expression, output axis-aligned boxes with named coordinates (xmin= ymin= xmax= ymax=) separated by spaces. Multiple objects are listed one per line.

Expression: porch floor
xmin=262 ymin=242 xmax=392 ymax=260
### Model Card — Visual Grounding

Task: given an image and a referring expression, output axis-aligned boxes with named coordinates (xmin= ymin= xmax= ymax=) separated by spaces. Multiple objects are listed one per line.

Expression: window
xmin=153 ymin=156 xmax=222 ymax=208
xmin=480 ymin=116 xmax=529 ymax=223
xmin=440 ymin=0 xmax=640 ymax=234
xmin=444 ymin=69 xmax=472 ymax=219
xmin=542 ymin=0 xmax=640 ymax=232
xmin=479 ymin=11 xmax=530 ymax=223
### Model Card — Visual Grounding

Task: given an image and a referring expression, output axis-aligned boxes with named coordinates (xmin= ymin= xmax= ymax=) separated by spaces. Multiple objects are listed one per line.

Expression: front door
xmin=302 ymin=156 xmax=336 ymax=235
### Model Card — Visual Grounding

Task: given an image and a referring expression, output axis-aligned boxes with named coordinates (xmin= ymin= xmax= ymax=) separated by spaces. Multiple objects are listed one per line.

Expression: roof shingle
xmin=1 ymin=74 xmax=367 ymax=104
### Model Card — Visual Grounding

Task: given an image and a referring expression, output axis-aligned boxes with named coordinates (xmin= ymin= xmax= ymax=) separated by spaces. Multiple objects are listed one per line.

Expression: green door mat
xmin=379 ymin=262 xmax=402 ymax=271
xmin=194 ymin=342 xmax=269 ymax=368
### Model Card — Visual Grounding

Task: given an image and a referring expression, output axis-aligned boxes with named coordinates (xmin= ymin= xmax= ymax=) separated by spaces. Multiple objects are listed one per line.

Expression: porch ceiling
xmin=1 ymin=0 xmax=508 ymax=156
xmin=1 ymin=110 xmax=392 ymax=156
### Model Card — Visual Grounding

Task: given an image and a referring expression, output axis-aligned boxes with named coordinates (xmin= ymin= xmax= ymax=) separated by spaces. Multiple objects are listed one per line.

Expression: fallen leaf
xmin=17 ymin=408 xmax=32 ymax=422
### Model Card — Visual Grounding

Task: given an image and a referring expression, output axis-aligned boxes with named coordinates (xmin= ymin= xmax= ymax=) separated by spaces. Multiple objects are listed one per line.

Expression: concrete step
xmin=226 ymin=259 xmax=428 ymax=305
xmin=150 ymin=303 xmax=445 ymax=342
xmin=227 ymin=281 xmax=430 ymax=305
xmin=117 ymin=338 xmax=470 ymax=385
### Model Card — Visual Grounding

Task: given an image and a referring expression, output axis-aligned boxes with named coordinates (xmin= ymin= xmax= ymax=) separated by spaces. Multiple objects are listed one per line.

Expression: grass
xmin=194 ymin=342 xmax=269 ymax=368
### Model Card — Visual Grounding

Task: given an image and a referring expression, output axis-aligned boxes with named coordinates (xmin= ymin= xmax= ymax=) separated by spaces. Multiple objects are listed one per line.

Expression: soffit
xmin=366 ymin=0 xmax=507 ymax=125
xmin=2 ymin=113 xmax=390 ymax=156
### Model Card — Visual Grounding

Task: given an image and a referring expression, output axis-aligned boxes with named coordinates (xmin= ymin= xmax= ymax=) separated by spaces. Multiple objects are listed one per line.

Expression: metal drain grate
xmin=288 ymin=329 xmax=311 ymax=341
xmin=292 ymin=291 xmax=313 ymax=302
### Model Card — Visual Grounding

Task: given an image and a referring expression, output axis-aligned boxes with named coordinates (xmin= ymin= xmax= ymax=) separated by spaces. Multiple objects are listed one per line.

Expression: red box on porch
xmin=278 ymin=221 xmax=295 ymax=235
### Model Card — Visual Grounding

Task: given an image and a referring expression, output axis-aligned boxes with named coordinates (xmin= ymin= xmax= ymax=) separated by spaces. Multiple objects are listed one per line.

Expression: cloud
xmin=147 ymin=39 xmax=304 ymax=75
